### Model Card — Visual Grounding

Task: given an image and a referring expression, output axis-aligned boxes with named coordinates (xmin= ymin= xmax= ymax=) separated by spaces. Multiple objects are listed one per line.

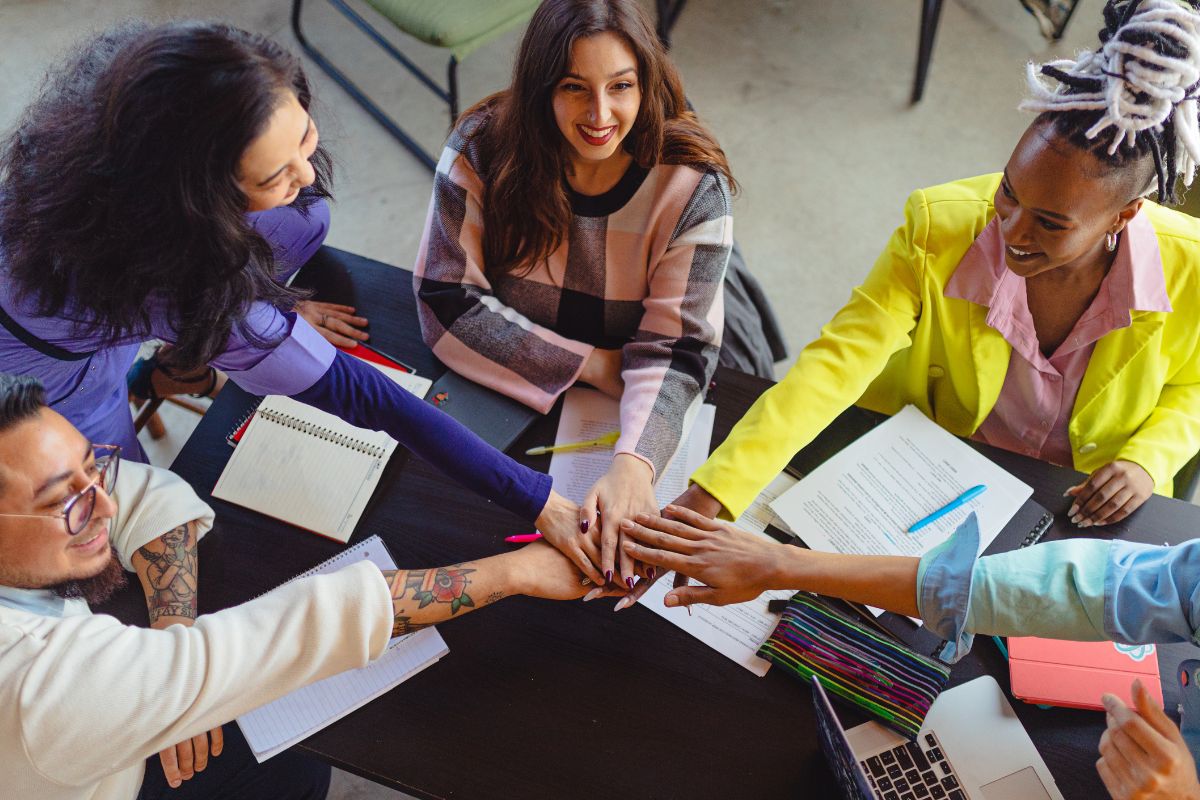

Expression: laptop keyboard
xmin=860 ymin=731 xmax=967 ymax=800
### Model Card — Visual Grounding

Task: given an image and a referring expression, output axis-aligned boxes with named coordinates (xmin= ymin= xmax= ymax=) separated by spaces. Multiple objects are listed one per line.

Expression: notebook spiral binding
xmin=1020 ymin=512 xmax=1055 ymax=548
xmin=225 ymin=401 xmax=262 ymax=447
xmin=257 ymin=408 xmax=389 ymax=458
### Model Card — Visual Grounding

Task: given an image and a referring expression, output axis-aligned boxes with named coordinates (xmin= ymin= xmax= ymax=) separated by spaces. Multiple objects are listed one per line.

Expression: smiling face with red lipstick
xmin=552 ymin=31 xmax=642 ymax=194
xmin=994 ymin=120 xmax=1150 ymax=281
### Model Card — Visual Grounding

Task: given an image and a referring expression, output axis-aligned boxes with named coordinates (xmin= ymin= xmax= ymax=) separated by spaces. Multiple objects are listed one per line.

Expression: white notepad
xmin=237 ymin=536 xmax=450 ymax=761
xmin=212 ymin=395 xmax=398 ymax=542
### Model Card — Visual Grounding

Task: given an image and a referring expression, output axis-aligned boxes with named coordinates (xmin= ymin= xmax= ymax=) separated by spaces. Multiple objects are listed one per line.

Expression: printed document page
xmin=769 ymin=405 xmax=1032 ymax=559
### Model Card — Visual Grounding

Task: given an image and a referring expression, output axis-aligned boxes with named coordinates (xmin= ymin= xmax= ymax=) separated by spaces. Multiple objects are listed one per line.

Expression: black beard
xmin=48 ymin=547 xmax=128 ymax=605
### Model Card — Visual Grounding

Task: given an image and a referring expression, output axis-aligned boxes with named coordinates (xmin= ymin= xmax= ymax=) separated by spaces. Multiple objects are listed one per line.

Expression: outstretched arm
xmin=619 ymin=505 xmax=919 ymax=614
xmin=624 ymin=506 xmax=1200 ymax=661
xmin=380 ymin=540 xmax=610 ymax=636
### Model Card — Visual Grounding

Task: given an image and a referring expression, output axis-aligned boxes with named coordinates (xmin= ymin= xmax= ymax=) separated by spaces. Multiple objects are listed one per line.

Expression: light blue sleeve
xmin=917 ymin=518 xmax=1200 ymax=663
xmin=1105 ymin=539 xmax=1200 ymax=646
xmin=965 ymin=540 xmax=1110 ymax=642
xmin=915 ymin=513 xmax=981 ymax=663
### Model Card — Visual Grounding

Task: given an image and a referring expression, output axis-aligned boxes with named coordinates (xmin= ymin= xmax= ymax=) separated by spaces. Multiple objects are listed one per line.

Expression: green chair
xmin=292 ymin=0 xmax=540 ymax=171
xmin=292 ymin=0 xmax=688 ymax=171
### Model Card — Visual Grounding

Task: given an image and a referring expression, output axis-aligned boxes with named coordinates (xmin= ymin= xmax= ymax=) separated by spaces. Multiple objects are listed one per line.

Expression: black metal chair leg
xmin=291 ymin=0 xmax=438 ymax=172
xmin=911 ymin=0 xmax=944 ymax=104
xmin=656 ymin=0 xmax=687 ymax=49
xmin=448 ymin=56 xmax=459 ymax=127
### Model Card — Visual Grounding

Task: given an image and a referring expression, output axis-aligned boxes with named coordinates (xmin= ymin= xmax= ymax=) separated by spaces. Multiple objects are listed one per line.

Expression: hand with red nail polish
xmin=534 ymin=490 xmax=605 ymax=586
xmin=581 ymin=453 xmax=658 ymax=590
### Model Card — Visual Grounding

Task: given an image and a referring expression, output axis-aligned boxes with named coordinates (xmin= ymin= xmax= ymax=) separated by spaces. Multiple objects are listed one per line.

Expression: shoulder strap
xmin=0 ymin=299 xmax=96 ymax=361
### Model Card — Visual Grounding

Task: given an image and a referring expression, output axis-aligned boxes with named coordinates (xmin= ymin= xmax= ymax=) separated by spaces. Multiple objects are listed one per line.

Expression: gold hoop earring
xmin=1105 ymin=231 xmax=1119 ymax=252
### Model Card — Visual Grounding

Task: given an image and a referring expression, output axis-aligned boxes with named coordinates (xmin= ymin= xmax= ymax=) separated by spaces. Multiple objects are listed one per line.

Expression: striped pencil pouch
xmin=758 ymin=593 xmax=950 ymax=738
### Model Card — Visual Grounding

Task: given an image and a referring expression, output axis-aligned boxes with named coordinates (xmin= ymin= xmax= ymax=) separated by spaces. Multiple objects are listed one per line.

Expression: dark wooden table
xmin=99 ymin=247 xmax=1200 ymax=799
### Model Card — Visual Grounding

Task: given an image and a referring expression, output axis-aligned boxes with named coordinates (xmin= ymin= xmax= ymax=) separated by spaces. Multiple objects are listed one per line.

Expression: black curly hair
xmin=0 ymin=20 xmax=334 ymax=369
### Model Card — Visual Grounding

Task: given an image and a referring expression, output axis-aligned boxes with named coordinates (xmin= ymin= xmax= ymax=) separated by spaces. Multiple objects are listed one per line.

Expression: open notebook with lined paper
xmin=236 ymin=536 xmax=449 ymax=761
xmin=212 ymin=394 xmax=398 ymax=542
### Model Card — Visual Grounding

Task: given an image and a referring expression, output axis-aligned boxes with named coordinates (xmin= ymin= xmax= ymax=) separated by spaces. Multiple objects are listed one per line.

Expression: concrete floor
xmin=0 ymin=1 xmax=1126 ymax=798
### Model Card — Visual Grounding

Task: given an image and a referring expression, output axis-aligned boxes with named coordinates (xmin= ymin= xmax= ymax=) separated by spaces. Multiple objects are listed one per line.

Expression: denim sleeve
xmin=1105 ymin=539 xmax=1200 ymax=646
xmin=917 ymin=512 xmax=1110 ymax=662
xmin=293 ymin=350 xmax=553 ymax=522
xmin=917 ymin=526 xmax=1200 ymax=664
xmin=916 ymin=513 xmax=980 ymax=663
xmin=966 ymin=540 xmax=1109 ymax=642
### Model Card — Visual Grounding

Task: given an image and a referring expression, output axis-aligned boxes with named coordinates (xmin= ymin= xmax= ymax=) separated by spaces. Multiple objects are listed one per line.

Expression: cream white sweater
xmin=0 ymin=461 xmax=394 ymax=800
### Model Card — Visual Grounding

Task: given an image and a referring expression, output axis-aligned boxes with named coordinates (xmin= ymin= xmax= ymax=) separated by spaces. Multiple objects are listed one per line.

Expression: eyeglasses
xmin=0 ymin=444 xmax=121 ymax=536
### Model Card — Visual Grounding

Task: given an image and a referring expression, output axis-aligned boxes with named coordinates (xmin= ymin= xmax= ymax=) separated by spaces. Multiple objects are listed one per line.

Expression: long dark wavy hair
xmin=0 ymin=20 xmax=333 ymax=369
xmin=463 ymin=0 xmax=735 ymax=278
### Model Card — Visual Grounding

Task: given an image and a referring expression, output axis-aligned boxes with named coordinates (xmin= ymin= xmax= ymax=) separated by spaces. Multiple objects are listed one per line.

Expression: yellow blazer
xmin=693 ymin=173 xmax=1200 ymax=518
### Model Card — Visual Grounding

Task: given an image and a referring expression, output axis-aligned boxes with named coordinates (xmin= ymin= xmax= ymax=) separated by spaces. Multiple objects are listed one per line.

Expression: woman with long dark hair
xmin=0 ymin=21 xmax=599 ymax=581
xmin=414 ymin=0 xmax=779 ymax=590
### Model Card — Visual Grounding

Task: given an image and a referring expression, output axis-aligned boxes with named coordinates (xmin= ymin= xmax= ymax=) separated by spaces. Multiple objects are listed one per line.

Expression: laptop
xmin=1008 ymin=637 xmax=1163 ymax=711
xmin=811 ymin=675 xmax=1063 ymax=800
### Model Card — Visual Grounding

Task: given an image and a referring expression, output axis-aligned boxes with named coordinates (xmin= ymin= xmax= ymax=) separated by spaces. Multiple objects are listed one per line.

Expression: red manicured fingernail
xmin=605 ymin=570 xmax=613 ymax=584
xmin=580 ymin=519 xmax=590 ymax=533
xmin=626 ymin=577 xmax=635 ymax=590
xmin=648 ymin=567 xmax=657 ymax=580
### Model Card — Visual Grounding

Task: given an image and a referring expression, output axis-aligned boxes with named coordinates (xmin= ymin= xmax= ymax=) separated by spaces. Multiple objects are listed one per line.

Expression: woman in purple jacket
xmin=0 ymin=20 xmax=599 ymax=581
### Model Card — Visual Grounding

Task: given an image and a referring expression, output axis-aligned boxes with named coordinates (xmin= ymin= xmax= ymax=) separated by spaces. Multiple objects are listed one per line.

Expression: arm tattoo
xmin=134 ymin=523 xmax=199 ymax=625
xmin=395 ymin=566 xmax=477 ymax=613
xmin=383 ymin=564 xmax=478 ymax=635
xmin=391 ymin=615 xmax=429 ymax=637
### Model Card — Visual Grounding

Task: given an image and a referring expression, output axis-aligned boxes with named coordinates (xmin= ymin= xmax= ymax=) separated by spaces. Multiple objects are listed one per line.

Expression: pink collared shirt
xmin=944 ymin=212 xmax=1171 ymax=466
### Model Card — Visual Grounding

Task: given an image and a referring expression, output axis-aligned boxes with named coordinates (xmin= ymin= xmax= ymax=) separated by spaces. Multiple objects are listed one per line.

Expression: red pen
xmin=504 ymin=533 xmax=543 ymax=543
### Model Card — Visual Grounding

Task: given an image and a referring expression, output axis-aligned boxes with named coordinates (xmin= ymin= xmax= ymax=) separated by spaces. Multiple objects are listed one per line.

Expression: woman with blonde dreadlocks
xmin=669 ymin=0 xmax=1200 ymax=534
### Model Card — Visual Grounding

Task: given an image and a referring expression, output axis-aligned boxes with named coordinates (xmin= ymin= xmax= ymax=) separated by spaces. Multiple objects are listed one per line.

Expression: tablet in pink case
xmin=1008 ymin=637 xmax=1163 ymax=711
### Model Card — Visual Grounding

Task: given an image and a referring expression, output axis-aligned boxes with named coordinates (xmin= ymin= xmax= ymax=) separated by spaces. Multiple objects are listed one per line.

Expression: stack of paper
xmin=237 ymin=536 xmax=449 ymax=761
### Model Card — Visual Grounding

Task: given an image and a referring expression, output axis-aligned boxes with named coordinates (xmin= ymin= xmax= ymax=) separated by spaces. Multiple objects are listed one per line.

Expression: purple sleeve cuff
xmin=221 ymin=311 xmax=335 ymax=396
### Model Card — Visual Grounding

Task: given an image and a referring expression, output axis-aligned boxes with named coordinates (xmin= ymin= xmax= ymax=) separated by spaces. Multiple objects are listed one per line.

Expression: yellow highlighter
xmin=525 ymin=430 xmax=620 ymax=456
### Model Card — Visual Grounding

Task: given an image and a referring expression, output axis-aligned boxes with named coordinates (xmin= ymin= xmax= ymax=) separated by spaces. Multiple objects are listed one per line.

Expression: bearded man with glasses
xmin=0 ymin=374 xmax=605 ymax=800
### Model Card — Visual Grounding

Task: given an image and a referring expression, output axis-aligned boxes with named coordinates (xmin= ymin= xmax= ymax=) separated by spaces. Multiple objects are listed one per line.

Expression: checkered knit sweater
xmin=415 ymin=117 xmax=732 ymax=478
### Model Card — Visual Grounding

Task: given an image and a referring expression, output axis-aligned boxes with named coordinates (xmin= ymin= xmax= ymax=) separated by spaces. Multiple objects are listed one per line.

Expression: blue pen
xmin=907 ymin=484 xmax=987 ymax=533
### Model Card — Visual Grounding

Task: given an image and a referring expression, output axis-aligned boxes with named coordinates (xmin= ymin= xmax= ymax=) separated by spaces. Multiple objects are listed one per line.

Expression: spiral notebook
xmin=236 ymin=535 xmax=449 ymax=761
xmin=212 ymin=395 xmax=398 ymax=542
